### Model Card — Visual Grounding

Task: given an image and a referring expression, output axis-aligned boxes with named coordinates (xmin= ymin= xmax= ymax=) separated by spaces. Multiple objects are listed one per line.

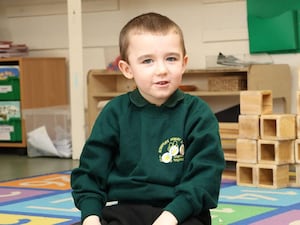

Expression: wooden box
xmin=237 ymin=163 xmax=257 ymax=187
xmin=240 ymin=90 xmax=272 ymax=115
xmin=208 ymin=76 xmax=247 ymax=91
xmin=257 ymin=164 xmax=289 ymax=189
xmin=236 ymin=138 xmax=257 ymax=163
xmin=221 ymin=139 xmax=237 ymax=161
xmin=297 ymin=91 xmax=300 ymax=115
xmin=289 ymin=164 xmax=300 ymax=187
xmin=295 ymin=139 xmax=300 ymax=163
xmin=296 ymin=115 xmax=300 ymax=138
xmin=258 ymin=139 xmax=294 ymax=165
xmin=219 ymin=122 xmax=239 ymax=139
xmin=238 ymin=115 xmax=260 ymax=139
xmin=260 ymin=114 xmax=296 ymax=140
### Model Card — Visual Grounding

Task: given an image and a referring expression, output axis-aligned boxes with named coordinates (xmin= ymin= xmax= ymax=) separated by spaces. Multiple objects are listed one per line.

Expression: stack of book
xmin=0 ymin=41 xmax=28 ymax=58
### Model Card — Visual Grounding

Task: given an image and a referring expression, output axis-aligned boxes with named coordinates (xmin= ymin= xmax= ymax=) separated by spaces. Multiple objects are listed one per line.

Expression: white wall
xmin=0 ymin=0 xmax=299 ymax=156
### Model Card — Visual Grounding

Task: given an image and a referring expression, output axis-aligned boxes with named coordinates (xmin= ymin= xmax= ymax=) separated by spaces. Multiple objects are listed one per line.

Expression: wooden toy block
xmin=240 ymin=90 xmax=272 ymax=115
xmin=219 ymin=122 xmax=239 ymax=139
xmin=236 ymin=138 xmax=257 ymax=163
xmin=298 ymin=68 xmax=300 ymax=90
xmin=257 ymin=164 xmax=289 ymax=189
xmin=260 ymin=114 xmax=296 ymax=140
xmin=295 ymin=139 xmax=300 ymax=163
xmin=258 ymin=139 xmax=294 ymax=165
xmin=238 ymin=115 xmax=260 ymax=139
xmin=289 ymin=164 xmax=300 ymax=187
xmin=297 ymin=91 xmax=300 ymax=115
xmin=221 ymin=139 xmax=236 ymax=161
xmin=297 ymin=115 xmax=300 ymax=139
xmin=236 ymin=163 xmax=257 ymax=187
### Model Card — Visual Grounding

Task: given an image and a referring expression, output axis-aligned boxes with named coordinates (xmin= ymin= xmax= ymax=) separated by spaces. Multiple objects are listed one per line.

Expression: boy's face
xmin=118 ymin=31 xmax=188 ymax=106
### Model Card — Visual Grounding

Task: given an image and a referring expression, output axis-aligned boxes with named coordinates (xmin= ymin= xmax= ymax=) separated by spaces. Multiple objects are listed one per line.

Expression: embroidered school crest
xmin=158 ymin=137 xmax=184 ymax=163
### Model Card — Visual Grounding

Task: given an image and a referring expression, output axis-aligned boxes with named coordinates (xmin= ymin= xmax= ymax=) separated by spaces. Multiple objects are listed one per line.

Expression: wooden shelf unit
xmin=87 ymin=64 xmax=291 ymax=132
xmin=0 ymin=57 xmax=69 ymax=148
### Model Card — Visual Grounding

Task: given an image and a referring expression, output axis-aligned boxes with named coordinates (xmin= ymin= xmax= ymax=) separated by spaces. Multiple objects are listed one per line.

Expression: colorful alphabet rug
xmin=0 ymin=172 xmax=300 ymax=225
xmin=0 ymin=171 xmax=80 ymax=225
xmin=214 ymin=179 xmax=300 ymax=225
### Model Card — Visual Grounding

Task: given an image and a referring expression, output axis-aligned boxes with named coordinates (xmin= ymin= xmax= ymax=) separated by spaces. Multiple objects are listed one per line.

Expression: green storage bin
xmin=0 ymin=118 xmax=22 ymax=142
xmin=0 ymin=101 xmax=21 ymax=121
xmin=0 ymin=77 xmax=20 ymax=100
xmin=0 ymin=66 xmax=19 ymax=79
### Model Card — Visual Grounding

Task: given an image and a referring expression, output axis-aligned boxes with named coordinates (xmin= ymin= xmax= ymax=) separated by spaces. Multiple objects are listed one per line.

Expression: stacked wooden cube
xmin=293 ymin=69 xmax=300 ymax=187
xmin=219 ymin=122 xmax=239 ymax=179
xmin=237 ymin=90 xmax=298 ymax=189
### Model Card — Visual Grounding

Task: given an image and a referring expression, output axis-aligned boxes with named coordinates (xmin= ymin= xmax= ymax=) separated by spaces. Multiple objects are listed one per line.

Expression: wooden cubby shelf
xmin=87 ymin=64 xmax=291 ymax=133
xmin=0 ymin=57 xmax=69 ymax=148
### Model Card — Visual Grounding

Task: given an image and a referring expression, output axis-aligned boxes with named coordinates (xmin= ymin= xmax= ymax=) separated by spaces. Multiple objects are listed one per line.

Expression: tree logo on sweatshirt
xmin=158 ymin=137 xmax=184 ymax=163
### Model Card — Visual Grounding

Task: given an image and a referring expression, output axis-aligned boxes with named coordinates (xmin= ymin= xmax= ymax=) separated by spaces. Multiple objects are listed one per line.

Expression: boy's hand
xmin=82 ymin=215 xmax=101 ymax=225
xmin=152 ymin=211 xmax=178 ymax=225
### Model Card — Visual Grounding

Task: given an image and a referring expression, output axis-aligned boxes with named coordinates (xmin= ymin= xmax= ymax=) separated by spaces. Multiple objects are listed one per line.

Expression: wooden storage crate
xmin=238 ymin=114 xmax=260 ymax=139
xmin=236 ymin=138 xmax=258 ymax=164
xmin=237 ymin=163 xmax=257 ymax=187
xmin=208 ymin=76 xmax=247 ymax=91
xmin=240 ymin=90 xmax=273 ymax=115
xmin=257 ymin=164 xmax=289 ymax=189
xmin=260 ymin=114 xmax=296 ymax=140
xmin=258 ymin=139 xmax=295 ymax=165
xmin=289 ymin=164 xmax=300 ymax=187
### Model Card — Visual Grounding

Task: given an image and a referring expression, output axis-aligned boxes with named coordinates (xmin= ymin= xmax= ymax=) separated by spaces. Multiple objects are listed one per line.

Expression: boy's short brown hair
xmin=119 ymin=12 xmax=186 ymax=62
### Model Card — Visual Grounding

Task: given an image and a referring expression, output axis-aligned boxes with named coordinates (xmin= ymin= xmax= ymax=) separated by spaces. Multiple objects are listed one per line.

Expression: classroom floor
xmin=0 ymin=148 xmax=79 ymax=181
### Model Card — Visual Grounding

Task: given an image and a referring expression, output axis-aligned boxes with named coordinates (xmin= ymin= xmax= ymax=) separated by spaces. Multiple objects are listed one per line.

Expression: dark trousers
xmin=73 ymin=203 xmax=211 ymax=225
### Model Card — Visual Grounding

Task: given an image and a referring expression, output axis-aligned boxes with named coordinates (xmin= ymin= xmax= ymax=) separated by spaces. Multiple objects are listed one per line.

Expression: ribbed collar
xmin=129 ymin=89 xmax=185 ymax=108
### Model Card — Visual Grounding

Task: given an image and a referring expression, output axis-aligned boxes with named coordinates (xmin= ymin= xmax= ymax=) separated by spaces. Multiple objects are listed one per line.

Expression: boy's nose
xmin=156 ymin=61 xmax=167 ymax=75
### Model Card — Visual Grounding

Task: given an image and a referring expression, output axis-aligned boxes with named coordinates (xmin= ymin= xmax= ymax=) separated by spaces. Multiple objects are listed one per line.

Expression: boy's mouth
xmin=155 ymin=81 xmax=169 ymax=85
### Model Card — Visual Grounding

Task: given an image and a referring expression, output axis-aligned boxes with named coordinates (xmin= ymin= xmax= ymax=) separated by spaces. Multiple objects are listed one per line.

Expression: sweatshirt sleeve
xmin=164 ymin=100 xmax=225 ymax=223
xmin=71 ymin=103 xmax=119 ymax=221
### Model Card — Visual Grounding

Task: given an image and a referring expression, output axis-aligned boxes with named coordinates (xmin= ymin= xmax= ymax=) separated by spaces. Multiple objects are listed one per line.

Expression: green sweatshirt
xmin=71 ymin=89 xmax=225 ymax=223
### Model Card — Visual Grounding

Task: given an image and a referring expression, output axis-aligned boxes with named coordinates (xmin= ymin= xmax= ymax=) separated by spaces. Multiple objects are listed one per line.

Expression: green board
xmin=247 ymin=0 xmax=300 ymax=53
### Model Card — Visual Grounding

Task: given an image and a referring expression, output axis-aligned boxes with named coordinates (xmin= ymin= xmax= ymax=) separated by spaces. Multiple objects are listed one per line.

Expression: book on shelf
xmin=0 ymin=44 xmax=28 ymax=53
xmin=0 ymin=41 xmax=28 ymax=58
xmin=0 ymin=51 xmax=28 ymax=58
xmin=0 ymin=41 xmax=12 ymax=49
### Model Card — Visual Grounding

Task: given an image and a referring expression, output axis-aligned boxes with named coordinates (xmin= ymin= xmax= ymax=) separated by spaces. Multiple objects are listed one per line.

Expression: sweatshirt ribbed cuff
xmin=80 ymin=198 xmax=103 ymax=221
xmin=164 ymin=195 xmax=195 ymax=223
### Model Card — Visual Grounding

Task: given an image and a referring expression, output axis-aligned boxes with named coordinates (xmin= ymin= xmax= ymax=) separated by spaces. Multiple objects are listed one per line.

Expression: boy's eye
xmin=142 ymin=59 xmax=153 ymax=64
xmin=166 ymin=57 xmax=177 ymax=62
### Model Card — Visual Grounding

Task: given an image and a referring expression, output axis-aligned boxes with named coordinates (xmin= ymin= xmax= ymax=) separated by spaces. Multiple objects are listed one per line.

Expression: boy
xmin=71 ymin=12 xmax=225 ymax=225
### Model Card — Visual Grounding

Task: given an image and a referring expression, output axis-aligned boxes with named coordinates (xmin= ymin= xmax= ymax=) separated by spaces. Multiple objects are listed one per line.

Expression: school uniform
xmin=71 ymin=89 xmax=225 ymax=225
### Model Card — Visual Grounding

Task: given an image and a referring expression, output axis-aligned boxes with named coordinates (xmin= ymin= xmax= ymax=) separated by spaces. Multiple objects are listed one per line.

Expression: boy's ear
xmin=118 ymin=60 xmax=134 ymax=79
xmin=181 ymin=55 xmax=188 ymax=73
